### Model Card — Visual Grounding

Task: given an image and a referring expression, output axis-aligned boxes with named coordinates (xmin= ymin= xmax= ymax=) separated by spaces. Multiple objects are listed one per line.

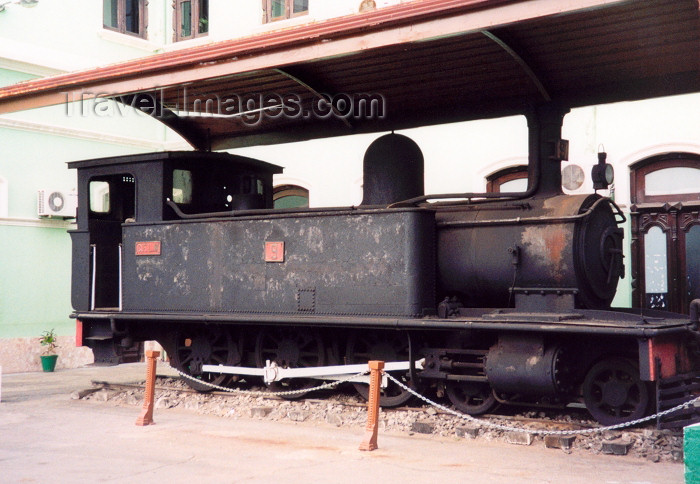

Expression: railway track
xmin=78 ymin=374 xmax=685 ymax=462
xmin=86 ymin=376 xmax=652 ymax=435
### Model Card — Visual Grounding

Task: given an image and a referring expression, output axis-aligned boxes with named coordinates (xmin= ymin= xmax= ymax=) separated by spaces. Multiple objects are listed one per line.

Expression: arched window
xmin=486 ymin=165 xmax=528 ymax=193
xmin=631 ymin=153 xmax=700 ymax=204
xmin=273 ymin=184 xmax=309 ymax=209
xmin=630 ymin=153 xmax=700 ymax=313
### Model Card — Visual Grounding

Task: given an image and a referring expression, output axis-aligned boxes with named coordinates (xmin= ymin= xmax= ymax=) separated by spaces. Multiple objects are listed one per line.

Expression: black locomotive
xmin=69 ymin=106 xmax=700 ymax=427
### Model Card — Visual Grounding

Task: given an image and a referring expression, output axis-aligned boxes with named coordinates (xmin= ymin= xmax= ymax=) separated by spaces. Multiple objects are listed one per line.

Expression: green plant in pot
xmin=39 ymin=329 xmax=59 ymax=372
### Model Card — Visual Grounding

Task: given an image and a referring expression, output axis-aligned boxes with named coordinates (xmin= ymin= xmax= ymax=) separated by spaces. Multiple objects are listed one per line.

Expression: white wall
xmin=0 ymin=0 xmax=161 ymax=72
xmin=564 ymin=94 xmax=700 ymax=208
xmin=233 ymin=93 xmax=700 ymax=210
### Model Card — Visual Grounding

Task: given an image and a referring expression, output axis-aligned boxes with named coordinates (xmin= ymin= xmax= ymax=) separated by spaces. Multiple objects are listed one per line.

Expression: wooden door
xmin=630 ymin=153 xmax=700 ymax=314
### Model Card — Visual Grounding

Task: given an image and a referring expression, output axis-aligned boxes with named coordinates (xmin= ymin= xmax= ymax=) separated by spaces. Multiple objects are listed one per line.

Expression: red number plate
xmin=135 ymin=241 xmax=161 ymax=256
xmin=265 ymin=241 xmax=284 ymax=262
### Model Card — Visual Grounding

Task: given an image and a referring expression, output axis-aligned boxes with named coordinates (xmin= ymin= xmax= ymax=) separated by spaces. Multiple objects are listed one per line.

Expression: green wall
xmin=0 ymin=124 xmax=158 ymax=340
xmin=0 ymin=69 xmax=37 ymax=87
xmin=0 ymin=224 xmax=73 ymax=337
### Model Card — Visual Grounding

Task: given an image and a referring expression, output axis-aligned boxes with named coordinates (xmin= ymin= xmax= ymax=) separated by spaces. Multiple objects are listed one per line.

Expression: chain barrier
xmin=173 ymin=367 xmax=700 ymax=436
xmin=383 ymin=372 xmax=700 ymax=436
xmin=174 ymin=368 xmax=369 ymax=397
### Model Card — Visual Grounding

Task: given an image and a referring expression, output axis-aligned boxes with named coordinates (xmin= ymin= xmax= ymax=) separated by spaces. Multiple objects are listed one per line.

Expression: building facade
xmin=0 ymin=0 xmax=698 ymax=371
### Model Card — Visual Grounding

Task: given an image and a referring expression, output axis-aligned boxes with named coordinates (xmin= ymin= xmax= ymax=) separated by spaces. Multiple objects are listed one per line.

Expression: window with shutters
xmin=263 ymin=0 xmax=308 ymax=23
xmin=174 ymin=0 xmax=209 ymax=41
xmin=103 ymin=0 xmax=147 ymax=39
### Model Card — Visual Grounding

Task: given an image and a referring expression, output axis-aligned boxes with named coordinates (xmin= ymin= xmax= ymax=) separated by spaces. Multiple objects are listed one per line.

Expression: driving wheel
xmin=255 ymin=327 xmax=325 ymax=399
xmin=446 ymin=380 xmax=497 ymax=415
xmin=346 ymin=331 xmax=421 ymax=407
xmin=170 ymin=326 xmax=241 ymax=392
xmin=582 ymin=357 xmax=650 ymax=425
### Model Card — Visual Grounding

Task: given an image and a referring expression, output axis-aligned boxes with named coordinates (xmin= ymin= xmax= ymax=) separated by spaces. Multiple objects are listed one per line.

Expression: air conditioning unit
xmin=37 ymin=189 xmax=77 ymax=218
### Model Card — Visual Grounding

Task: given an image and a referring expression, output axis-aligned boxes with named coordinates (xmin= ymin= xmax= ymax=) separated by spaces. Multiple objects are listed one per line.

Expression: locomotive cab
xmin=165 ymin=155 xmax=281 ymax=217
xmin=68 ymin=151 xmax=281 ymax=362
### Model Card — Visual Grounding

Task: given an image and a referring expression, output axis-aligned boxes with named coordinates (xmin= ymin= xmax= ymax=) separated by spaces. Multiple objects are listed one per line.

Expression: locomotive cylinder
xmin=436 ymin=194 xmax=623 ymax=309
xmin=484 ymin=335 xmax=564 ymax=396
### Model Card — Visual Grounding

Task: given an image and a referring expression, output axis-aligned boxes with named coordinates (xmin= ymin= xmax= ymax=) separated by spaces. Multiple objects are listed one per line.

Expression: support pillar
xmin=525 ymin=103 xmax=570 ymax=197
xmin=359 ymin=360 xmax=384 ymax=451
xmin=135 ymin=350 xmax=160 ymax=426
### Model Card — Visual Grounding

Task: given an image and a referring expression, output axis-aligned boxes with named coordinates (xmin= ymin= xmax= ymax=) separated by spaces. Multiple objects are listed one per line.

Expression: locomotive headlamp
xmin=592 ymin=150 xmax=614 ymax=190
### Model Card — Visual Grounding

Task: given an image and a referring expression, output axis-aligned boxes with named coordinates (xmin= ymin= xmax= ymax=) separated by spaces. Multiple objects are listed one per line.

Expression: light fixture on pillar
xmin=591 ymin=145 xmax=614 ymax=191
xmin=0 ymin=0 xmax=39 ymax=12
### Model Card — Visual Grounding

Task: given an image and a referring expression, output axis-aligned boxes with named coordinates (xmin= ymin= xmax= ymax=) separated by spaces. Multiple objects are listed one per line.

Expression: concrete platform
xmin=0 ymin=363 xmax=684 ymax=483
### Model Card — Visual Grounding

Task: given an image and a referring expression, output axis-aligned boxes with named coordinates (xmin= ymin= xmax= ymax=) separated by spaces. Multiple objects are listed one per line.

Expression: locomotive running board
xmin=202 ymin=359 xmax=425 ymax=387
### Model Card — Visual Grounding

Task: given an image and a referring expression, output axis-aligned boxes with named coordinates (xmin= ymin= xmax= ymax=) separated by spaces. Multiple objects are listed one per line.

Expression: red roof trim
xmin=0 ymin=0 xmax=512 ymax=100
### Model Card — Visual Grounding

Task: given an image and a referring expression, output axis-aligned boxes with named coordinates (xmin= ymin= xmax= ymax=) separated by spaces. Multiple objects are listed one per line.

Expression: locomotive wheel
xmin=346 ymin=331 xmax=421 ymax=407
xmin=170 ymin=327 xmax=241 ymax=393
xmin=445 ymin=381 xmax=497 ymax=415
xmin=582 ymin=357 xmax=650 ymax=425
xmin=254 ymin=328 xmax=325 ymax=399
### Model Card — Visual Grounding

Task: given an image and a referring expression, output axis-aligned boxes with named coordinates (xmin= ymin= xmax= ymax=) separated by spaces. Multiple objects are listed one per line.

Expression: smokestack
xmin=361 ymin=133 xmax=424 ymax=206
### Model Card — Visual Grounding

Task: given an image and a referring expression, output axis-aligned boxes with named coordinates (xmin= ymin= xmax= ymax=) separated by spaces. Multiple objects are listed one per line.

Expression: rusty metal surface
xmin=0 ymin=0 xmax=697 ymax=149
xmin=435 ymin=194 xmax=622 ymax=309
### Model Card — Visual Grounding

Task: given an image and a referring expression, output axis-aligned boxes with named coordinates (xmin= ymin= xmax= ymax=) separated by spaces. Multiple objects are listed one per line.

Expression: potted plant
xmin=39 ymin=329 xmax=59 ymax=372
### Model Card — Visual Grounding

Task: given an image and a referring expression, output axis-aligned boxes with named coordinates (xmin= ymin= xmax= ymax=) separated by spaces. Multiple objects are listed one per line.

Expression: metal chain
xmin=174 ymin=369 xmax=369 ymax=397
xmin=383 ymin=372 xmax=700 ymax=436
xmin=173 ymin=368 xmax=699 ymax=435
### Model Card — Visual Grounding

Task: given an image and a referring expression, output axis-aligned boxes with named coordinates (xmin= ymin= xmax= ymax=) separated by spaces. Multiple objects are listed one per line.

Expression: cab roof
xmin=67 ymin=150 xmax=283 ymax=174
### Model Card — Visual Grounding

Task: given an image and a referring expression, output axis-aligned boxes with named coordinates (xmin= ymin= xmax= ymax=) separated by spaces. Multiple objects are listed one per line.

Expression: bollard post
xmin=135 ymin=350 xmax=160 ymax=426
xmin=359 ymin=360 xmax=384 ymax=451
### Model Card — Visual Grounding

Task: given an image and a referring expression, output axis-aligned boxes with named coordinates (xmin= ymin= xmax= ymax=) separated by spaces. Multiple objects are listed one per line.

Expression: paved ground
xmin=0 ymin=363 xmax=685 ymax=483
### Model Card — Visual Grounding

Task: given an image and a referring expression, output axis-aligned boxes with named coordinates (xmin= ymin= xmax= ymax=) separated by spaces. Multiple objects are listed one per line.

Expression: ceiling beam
xmin=116 ymin=93 xmax=207 ymax=150
xmin=481 ymin=30 xmax=551 ymax=102
xmin=274 ymin=68 xmax=353 ymax=130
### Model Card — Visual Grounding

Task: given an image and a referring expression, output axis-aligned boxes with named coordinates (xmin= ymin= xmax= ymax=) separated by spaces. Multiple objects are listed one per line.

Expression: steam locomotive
xmin=69 ymin=106 xmax=700 ymax=427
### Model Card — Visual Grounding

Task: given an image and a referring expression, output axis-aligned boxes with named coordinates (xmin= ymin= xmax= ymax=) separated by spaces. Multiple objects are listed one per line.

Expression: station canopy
xmin=0 ymin=0 xmax=698 ymax=151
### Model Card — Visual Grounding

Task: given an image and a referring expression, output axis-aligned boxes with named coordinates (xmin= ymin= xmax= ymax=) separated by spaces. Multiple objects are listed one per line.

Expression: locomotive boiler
xmin=436 ymin=193 xmax=623 ymax=310
xmin=68 ymin=105 xmax=700 ymax=427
